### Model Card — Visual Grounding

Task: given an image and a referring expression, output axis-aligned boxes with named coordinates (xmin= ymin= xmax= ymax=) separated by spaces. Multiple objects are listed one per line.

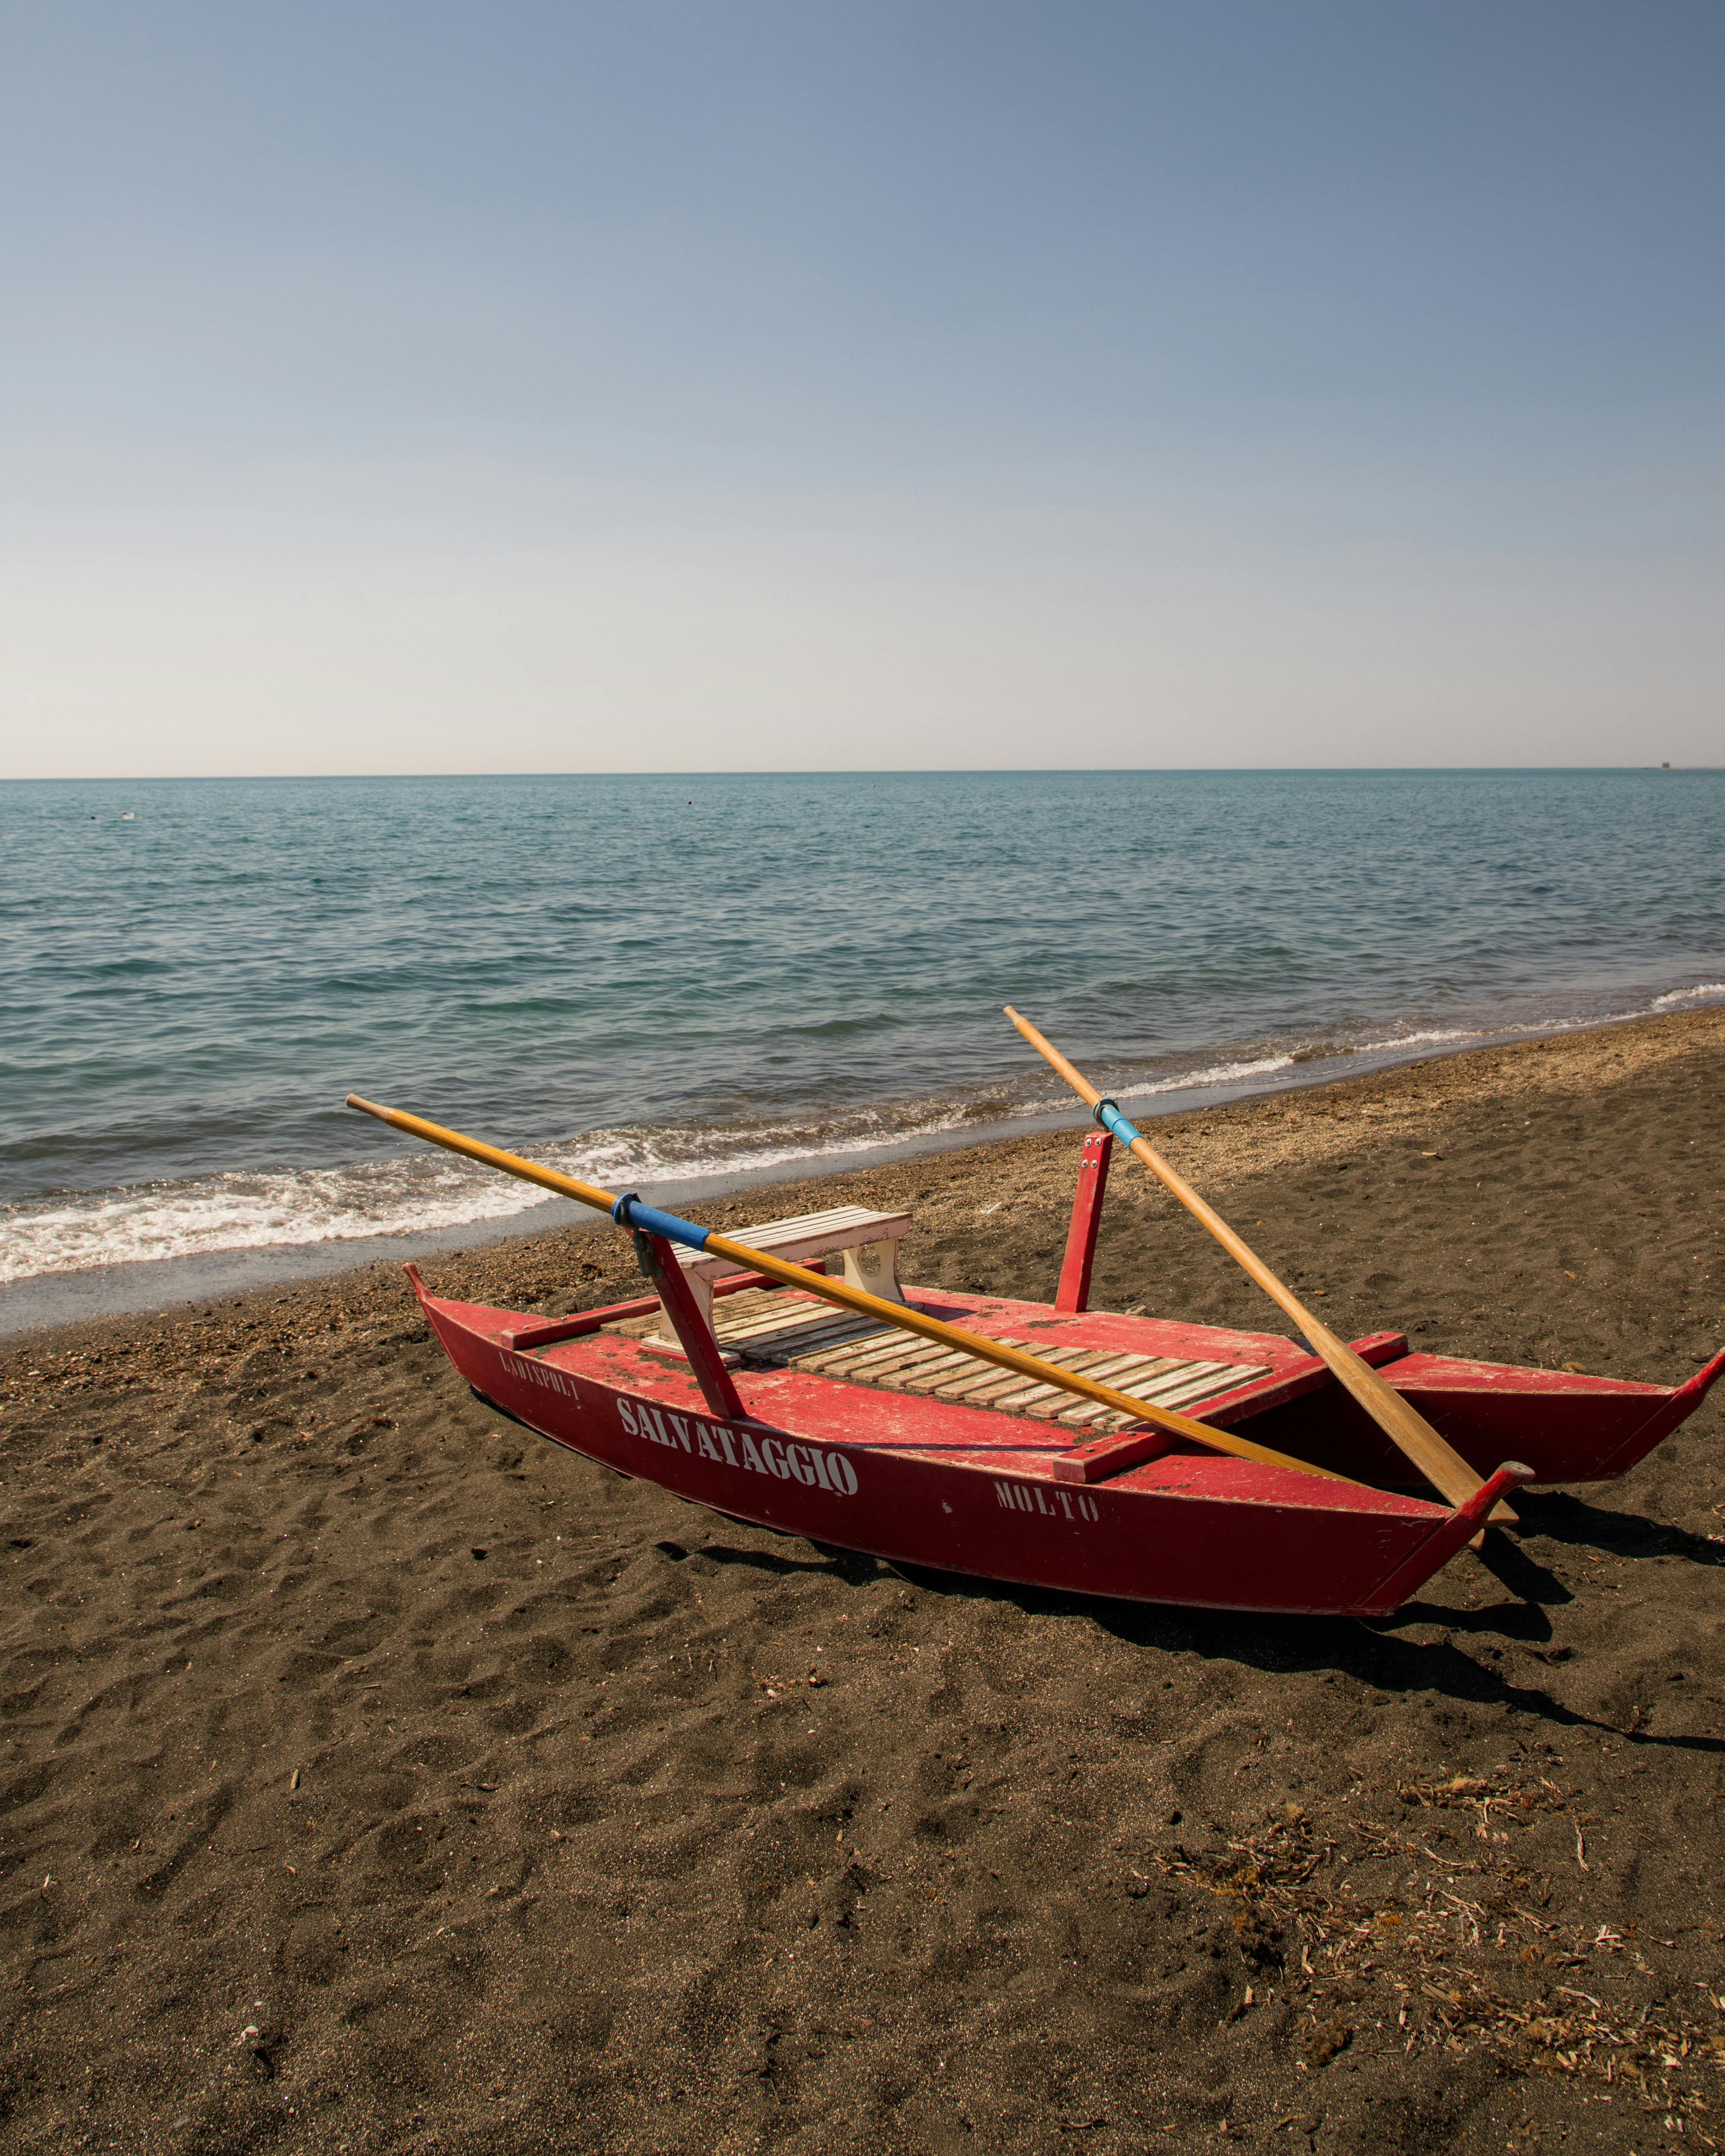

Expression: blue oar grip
xmin=609 ymin=1191 xmax=711 ymax=1252
xmin=1093 ymin=1096 xmax=1141 ymax=1146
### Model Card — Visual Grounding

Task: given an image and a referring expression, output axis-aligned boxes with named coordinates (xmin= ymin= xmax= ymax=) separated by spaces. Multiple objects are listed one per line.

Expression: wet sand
xmin=2 ymin=1006 xmax=1722 ymax=2154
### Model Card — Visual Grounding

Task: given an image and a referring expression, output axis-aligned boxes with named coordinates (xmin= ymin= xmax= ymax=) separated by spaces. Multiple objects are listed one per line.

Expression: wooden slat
xmin=1021 ymin=1355 xmax=1184 ymax=1416
xmin=1014 ymin=1352 xmax=1162 ymax=1417
xmin=1053 ymin=1397 xmax=1126 ymax=1427
xmin=972 ymin=1347 xmax=1126 ymax=1414
xmin=796 ymin=1332 xmax=945 ymax=1378
xmin=916 ymin=1349 xmax=1020 ymax=1401
xmin=1049 ymin=1360 xmax=1264 ymax=1427
xmin=712 ymin=1292 xmax=819 ymax=1333
xmin=641 ymin=1285 xmax=890 ymax=1364
xmin=827 ymin=1330 xmax=960 ymax=1375
xmin=741 ymin=1326 xmax=884 ymax=1364
xmin=850 ymin=1341 xmax=966 ymax=1385
xmin=709 ymin=1288 xmax=781 ymax=1326
xmin=932 ymin=1351 xmax=1049 ymax=1405
xmin=719 ymin=1305 xmax=871 ymax=1347
xmin=837 ymin=1336 xmax=983 ymax=1388
xmin=1142 ymin=1363 xmax=1237 ymax=1405
xmin=648 ymin=1316 xmax=874 ymax=1357
xmin=982 ymin=1372 xmax=1099 ymax=1414
xmin=871 ymin=1349 xmax=985 ymax=1392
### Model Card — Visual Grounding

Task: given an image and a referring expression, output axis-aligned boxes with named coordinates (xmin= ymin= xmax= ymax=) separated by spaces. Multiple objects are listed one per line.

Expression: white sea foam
xmin=0 ymin=1160 xmax=549 ymax=1286
xmin=1653 ymin=982 xmax=1725 ymax=1008
xmin=1111 ymin=1054 xmax=1297 ymax=1102
xmin=0 ymin=1098 xmax=992 ymax=1287
xmin=540 ymin=1102 xmax=980 ymax=1194
xmin=1352 ymin=1025 xmax=1484 ymax=1053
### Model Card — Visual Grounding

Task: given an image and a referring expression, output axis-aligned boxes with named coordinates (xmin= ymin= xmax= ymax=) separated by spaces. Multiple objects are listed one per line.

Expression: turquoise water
xmin=2 ymin=769 xmax=1721 ymax=1290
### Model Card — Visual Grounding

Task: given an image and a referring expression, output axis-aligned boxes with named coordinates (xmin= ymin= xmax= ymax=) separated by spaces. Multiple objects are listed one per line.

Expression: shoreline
xmin=0 ymin=1000 xmax=1720 ymax=2149
xmin=5 ymin=999 xmax=1723 ymax=1344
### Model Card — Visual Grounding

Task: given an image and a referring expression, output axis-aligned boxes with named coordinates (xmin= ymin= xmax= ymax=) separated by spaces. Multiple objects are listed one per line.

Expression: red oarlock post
xmin=1056 ymin=1129 xmax=1113 ymax=1313
xmin=638 ymin=1232 xmax=749 ymax=1423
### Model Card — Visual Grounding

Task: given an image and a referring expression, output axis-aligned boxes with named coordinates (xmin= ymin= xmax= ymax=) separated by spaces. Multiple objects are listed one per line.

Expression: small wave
xmin=1111 ymin=1054 xmax=1296 ymax=1101
xmin=0 ymin=1091 xmax=1010 ymax=1287
xmin=1653 ymin=982 xmax=1725 ymax=1009
xmin=1353 ymin=1024 xmax=1486 ymax=1054
xmin=537 ymin=1099 xmax=987 ymax=1192
xmin=0 ymin=1159 xmax=548 ymax=1286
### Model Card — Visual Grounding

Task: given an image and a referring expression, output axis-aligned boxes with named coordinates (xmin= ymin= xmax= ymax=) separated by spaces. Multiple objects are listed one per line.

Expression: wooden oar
xmin=1002 ymin=1009 xmax=1515 ymax=1524
xmin=345 ymin=1093 xmax=1358 ymax=1487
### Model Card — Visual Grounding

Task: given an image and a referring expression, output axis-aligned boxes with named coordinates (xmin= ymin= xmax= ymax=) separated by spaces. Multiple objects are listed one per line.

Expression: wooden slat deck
xmin=612 ymin=1287 xmax=1268 ymax=1437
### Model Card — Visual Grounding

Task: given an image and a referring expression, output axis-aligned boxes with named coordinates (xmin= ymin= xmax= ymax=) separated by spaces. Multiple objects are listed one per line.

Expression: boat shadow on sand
xmin=678 ymin=1499 xmax=1725 ymax=1757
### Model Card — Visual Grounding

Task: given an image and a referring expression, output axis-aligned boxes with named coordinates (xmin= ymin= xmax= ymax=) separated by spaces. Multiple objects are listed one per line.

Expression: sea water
xmin=3 ymin=769 xmax=1721 ymax=1318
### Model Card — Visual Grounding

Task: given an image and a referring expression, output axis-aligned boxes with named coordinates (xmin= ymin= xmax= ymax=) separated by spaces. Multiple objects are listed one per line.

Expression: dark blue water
xmin=3 ymin=770 xmax=1721 ymax=1288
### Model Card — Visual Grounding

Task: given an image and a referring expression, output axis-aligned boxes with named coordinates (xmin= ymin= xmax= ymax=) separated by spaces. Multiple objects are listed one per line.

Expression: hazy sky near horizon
xmin=3 ymin=3 xmax=1722 ymax=776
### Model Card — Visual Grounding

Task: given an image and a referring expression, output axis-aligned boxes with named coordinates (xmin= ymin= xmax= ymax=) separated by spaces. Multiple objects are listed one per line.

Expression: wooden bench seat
xmin=667 ymin=1203 xmax=911 ymax=1331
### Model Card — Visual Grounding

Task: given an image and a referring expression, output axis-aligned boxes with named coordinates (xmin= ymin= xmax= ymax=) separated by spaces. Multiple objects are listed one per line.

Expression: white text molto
xmin=994 ymin=1479 xmax=1099 ymax=1522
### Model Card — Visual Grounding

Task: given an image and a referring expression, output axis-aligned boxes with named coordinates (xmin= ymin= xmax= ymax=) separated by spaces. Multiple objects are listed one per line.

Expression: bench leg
xmin=679 ymin=1269 xmax=716 ymax=1333
xmin=840 ymin=1239 xmax=905 ymax=1304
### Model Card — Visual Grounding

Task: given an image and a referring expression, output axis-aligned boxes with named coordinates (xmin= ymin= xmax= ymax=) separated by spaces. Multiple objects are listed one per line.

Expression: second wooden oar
xmin=1002 ymin=1007 xmax=1515 ymax=1524
xmin=345 ymin=1093 xmax=1356 ymax=1486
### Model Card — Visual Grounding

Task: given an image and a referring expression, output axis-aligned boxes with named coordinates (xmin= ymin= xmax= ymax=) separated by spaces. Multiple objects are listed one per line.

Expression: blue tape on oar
xmin=1093 ymin=1096 xmax=1142 ymax=1146
xmin=609 ymin=1192 xmax=711 ymax=1251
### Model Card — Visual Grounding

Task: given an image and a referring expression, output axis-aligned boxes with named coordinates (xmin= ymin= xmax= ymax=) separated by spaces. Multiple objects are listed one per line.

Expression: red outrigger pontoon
xmin=397 ymin=1122 xmax=1725 ymax=1620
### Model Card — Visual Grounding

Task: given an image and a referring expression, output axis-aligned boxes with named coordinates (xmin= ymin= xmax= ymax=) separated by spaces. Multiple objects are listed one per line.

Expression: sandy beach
xmin=2 ymin=1007 xmax=1722 ymax=2154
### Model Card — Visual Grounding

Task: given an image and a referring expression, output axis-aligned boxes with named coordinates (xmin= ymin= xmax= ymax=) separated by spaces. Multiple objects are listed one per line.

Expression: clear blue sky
xmin=3 ymin=2 xmax=1721 ymax=773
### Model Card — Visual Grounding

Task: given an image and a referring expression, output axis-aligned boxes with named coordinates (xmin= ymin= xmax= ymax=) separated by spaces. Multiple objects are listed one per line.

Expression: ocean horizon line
xmin=3 ymin=763 xmax=1714 ymax=784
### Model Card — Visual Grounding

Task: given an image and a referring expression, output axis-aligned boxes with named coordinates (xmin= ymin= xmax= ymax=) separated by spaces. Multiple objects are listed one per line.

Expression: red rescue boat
xmin=395 ymin=1178 xmax=1723 ymax=1621
xmin=346 ymin=1086 xmax=1722 ymax=1620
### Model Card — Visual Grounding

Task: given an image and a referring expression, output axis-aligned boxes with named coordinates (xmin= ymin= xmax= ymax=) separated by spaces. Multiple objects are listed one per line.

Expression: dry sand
xmin=2 ymin=1007 xmax=1723 ymax=2155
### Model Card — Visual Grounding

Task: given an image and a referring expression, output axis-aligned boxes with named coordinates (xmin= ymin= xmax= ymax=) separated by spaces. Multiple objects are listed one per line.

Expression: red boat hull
xmin=406 ymin=1276 xmax=1591 ymax=1617
xmin=406 ymin=1268 xmax=1721 ymax=1616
